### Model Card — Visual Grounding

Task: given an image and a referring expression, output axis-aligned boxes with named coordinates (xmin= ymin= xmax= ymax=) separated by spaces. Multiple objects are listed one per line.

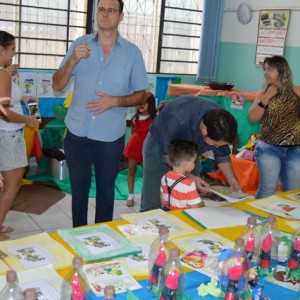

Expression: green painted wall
xmin=217 ymin=42 xmax=300 ymax=91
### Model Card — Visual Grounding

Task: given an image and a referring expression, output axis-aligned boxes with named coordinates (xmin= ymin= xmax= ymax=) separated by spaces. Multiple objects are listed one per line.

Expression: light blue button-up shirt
xmin=60 ymin=33 xmax=148 ymax=142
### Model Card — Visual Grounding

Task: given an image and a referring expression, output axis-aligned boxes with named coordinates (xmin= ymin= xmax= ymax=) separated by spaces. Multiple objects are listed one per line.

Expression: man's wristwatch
xmin=257 ymin=100 xmax=268 ymax=109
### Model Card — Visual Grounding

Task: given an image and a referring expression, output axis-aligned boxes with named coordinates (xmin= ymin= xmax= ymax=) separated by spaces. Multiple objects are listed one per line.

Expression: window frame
xmin=156 ymin=0 xmax=203 ymax=74
xmin=0 ymin=0 xmax=203 ymax=74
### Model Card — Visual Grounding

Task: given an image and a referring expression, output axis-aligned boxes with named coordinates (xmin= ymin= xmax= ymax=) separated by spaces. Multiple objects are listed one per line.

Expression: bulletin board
xmin=255 ymin=9 xmax=290 ymax=66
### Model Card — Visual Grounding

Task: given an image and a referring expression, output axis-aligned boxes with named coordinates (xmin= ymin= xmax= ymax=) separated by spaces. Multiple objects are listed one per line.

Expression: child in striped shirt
xmin=160 ymin=139 xmax=205 ymax=211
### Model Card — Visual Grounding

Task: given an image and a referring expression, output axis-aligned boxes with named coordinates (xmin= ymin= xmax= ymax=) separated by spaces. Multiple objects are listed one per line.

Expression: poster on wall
xmin=255 ymin=9 xmax=290 ymax=66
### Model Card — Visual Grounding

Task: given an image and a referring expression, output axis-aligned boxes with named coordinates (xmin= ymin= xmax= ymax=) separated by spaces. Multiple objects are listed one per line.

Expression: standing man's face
xmin=97 ymin=0 xmax=124 ymax=31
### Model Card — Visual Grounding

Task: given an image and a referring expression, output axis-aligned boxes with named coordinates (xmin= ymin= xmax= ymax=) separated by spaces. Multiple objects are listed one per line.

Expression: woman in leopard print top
xmin=248 ymin=55 xmax=300 ymax=199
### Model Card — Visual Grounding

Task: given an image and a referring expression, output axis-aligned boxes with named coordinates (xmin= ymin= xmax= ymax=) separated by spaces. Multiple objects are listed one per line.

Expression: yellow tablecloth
xmin=51 ymin=190 xmax=299 ymax=279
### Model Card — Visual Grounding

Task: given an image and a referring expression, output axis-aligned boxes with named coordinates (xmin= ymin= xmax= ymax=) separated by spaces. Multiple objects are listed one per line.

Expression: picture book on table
xmin=249 ymin=195 xmax=300 ymax=219
xmin=0 ymin=232 xmax=74 ymax=273
xmin=207 ymin=185 xmax=253 ymax=203
xmin=58 ymin=224 xmax=141 ymax=262
xmin=121 ymin=209 xmax=199 ymax=239
xmin=0 ymin=265 xmax=62 ymax=299
xmin=82 ymin=260 xmax=141 ymax=296
xmin=117 ymin=235 xmax=157 ymax=276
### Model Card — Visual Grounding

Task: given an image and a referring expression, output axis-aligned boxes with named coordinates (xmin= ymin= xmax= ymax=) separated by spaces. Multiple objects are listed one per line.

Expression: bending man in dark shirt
xmin=140 ymin=96 xmax=241 ymax=212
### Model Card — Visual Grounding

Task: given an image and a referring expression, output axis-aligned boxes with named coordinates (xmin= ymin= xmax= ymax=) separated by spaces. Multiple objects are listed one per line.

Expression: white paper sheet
xmin=183 ymin=207 xmax=250 ymax=229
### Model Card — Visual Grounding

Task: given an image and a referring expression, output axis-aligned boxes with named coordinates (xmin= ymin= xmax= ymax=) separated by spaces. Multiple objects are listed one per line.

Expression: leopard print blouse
xmin=260 ymin=89 xmax=300 ymax=145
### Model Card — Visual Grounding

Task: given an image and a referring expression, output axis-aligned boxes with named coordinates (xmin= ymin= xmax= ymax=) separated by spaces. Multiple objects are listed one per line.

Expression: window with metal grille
xmin=119 ymin=0 xmax=203 ymax=74
xmin=0 ymin=0 xmax=203 ymax=74
xmin=0 ymin=0 xmax=90 ymax=69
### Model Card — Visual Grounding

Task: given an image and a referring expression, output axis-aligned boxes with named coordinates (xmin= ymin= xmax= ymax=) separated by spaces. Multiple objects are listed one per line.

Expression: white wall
xmin=222 ymin=0 xmax=300 ymax=47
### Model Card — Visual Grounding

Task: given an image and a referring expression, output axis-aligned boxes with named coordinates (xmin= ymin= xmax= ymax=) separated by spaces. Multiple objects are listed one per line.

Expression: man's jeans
xmin=64 ymin=130 xmax=124 ymax=227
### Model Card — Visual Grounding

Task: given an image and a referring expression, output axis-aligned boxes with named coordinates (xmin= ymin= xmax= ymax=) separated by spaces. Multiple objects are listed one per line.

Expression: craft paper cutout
xmin=173 ymin=231 xmax=233 ymax=280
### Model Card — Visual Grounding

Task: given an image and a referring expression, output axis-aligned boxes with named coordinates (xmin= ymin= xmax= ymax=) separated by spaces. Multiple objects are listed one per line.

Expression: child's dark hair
xmin=169 ymin=139 xmax=198 ymax=167
xmin=0 ymin=31 xmax=15 ymax=47
xmin=132 ymin=92 xmax=157 ymax=125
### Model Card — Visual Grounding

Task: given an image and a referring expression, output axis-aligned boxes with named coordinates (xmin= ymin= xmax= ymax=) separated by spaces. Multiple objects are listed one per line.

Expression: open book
xmin=207 ymin=185 xmax=253 ymax=203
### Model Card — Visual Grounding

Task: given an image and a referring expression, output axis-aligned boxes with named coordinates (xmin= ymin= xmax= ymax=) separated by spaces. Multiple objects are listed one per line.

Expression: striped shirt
xmin=160 ymin=171 xmax=202 ymax=210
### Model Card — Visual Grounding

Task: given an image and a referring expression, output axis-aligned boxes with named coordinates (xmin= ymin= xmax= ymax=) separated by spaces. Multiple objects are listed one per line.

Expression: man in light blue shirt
xmin=53 ymin=0 xmax=148 ymax=227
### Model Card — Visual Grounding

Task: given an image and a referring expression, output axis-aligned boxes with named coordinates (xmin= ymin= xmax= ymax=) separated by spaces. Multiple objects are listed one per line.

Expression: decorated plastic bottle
xmin=239 ymin=216 xmax=260 ymax=264
xmin=158 ymin=248 xmax=185 ymax=300
xmin=286 ymin=227 xmax=300 ymax=280
xmin=0 ymin=270 xmax=24 ymax=300
xmin=258 ymin=215 xmax=281 ymax=275
xmin=219 ymin=238 xmax=250 ymax=300
xmin=60 ymin=256 xmax=90 ymax=300
xmin=148 ymin=226 xmax=172 ymax=291
xmin=103 ymin=285 xmax=115 ymax=300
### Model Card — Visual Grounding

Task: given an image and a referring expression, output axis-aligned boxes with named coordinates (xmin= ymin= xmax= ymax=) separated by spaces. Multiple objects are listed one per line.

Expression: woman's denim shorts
xmin=0 ymin=128 xmax=28 ymax=171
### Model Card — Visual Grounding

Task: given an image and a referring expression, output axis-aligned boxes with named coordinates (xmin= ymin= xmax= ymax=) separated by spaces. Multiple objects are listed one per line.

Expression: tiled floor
xmin=5 ymin=193 xmax=142 ymax=240
xmin=4 ymin=190 xmax=226 ymax=240
xmin=3 ymin=159 xmax=226 ymax=240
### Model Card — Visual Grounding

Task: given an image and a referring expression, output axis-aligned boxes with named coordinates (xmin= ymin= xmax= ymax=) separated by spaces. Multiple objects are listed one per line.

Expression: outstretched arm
xmin=186 ymin=173 xmax=210 ymax=193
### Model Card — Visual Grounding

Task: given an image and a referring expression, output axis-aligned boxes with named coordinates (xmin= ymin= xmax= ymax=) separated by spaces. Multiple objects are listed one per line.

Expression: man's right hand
xmin=71 ymin=41 xmax=91 ymax=64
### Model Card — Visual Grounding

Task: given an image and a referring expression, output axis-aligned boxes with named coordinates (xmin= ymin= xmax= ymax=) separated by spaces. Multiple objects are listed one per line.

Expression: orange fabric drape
xmin=208 ymin=154 xmax=260 ymax=195
xmin=208 ymin=154 xmax=282 ymax=195
xmin=24 ymin=124 xmax=43 ymax=163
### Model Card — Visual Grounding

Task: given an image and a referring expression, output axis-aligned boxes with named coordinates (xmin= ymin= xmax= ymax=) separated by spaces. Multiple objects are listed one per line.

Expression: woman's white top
xmin=0 ymin=74 xmax=24 ymax=131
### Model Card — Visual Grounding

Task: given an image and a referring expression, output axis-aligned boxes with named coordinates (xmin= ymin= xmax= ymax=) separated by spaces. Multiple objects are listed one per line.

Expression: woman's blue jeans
xmin=254 ymin=140 xmax=300 ymax=199
xmin=64 ymin=130 xmax=124 ymax=227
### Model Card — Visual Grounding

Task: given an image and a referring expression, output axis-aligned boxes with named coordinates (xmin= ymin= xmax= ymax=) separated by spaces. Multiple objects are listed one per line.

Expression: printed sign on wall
xmin=255 ymin=9 xmax=290 ymax=66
